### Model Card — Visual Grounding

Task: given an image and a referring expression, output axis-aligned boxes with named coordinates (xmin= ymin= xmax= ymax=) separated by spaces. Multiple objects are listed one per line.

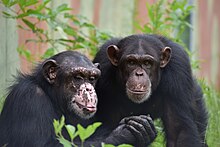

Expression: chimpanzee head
xmin=42 ymin=51 xmax=101 ymax=119
xmin=107 ymin=35 xmax=171 ymax=103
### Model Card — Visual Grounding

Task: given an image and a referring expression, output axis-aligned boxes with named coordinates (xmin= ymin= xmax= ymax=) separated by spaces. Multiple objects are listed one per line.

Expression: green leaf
xmin=26 ymin=9 xmax=48 ymax=20
xmin=102 ymin=144 xmax=115 ymax=147
xmin=63 ymin=26 xmax=76 ymax=36
xmin=118 ymin=144 xmax=133 ymax=147
xmin=22 ymin=18 xmax=35 ymax=31
xmin=2 ymin=0 xmax=17 ymax=7
xmin=58 ymin=39 xmax=75 ymax=43
xmin=16 ymin=13 xmax=29 ymax=19
xmin=57 ymin=136 xmax=72 ymax=147
xmin=53 ymin=119 xmax=59 ymax=135
xmin=186 ymin=5 xmax=194 ymax=11
xmin=20 ymin=0 xmax=38 ymax=7
xmin=2 ymin=11 xmax=14 ymax=18
xmin=81 ymin=22 xmax=95 ymax=29
xmin=42 ymin=48 xmax=55 ymax=59
xmin=65 ymin=125 xmax=76 ymax=141
xmin=143 ymin=25 xmax=152 ymax=33
xmin=42 ymin=0 xmax=51 ymax=6
xmin=1 ymin=0 xmax=9 ymax=6
xmin=77 ymin=122 xmax=102 ymax=142
xmin=146 ymin=2 xmax=153 ymax=20
xmin=101 ymin=144 xmax=132 ymax=147
xmin=59 ymin=116 xmax=65 ymax=129
xmin=17 ymin=46 xmax=32 ymax=61
xmin=56 ymin=4 xmax=72 ymax=13
xmin=53 ymin=116 xmax=65 ymax=136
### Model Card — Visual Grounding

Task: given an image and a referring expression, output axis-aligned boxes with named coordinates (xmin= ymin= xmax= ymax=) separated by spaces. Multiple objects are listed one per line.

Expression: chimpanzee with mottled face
xmin=94 ymin=34 xmax=208 ymax=147
xmin=0 ymin=51 xmax=156 ymax=147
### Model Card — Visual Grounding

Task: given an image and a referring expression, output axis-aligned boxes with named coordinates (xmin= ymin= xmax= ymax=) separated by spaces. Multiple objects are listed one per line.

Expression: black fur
xmin=0 ymin=50 xmax=156 ymax=147
xmin=94 ymin=34 xmax=208 ymax=147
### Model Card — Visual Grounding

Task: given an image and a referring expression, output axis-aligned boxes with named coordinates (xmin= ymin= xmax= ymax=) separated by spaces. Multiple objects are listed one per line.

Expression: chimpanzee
xmin=93 ymin=34 xmax=208 ymax=147
xmin=0 ymin=51 xmax=156 ymax=147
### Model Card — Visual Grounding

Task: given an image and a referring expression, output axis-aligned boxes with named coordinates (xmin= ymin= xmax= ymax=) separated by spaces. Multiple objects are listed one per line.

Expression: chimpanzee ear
xmin=107 ymin=45 xmax=119 ymax=66
xmin=42 ymin=59 xmax=58 ymax=84
xmin=160 ymin=47 xmax=172 ymax=68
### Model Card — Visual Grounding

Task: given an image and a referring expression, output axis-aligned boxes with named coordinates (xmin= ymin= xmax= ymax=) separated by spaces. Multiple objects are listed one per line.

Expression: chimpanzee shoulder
xmin=93 ymin=34 xmax=208 ymax=147
xmin=0 ymin=50 xmax=156 ymax=147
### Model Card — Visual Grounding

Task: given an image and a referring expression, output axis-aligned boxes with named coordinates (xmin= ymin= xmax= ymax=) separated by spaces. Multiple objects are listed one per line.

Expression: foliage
xmin=135 ymin=0 xmax=193 ymax=43
xmin=53 ymin=116 xmax=133 ymax=147
xmin=199 ymin=80 xmax=220 ymax=147
xmin=1 ymin=0 xmax=112 ymax=59
xmin=53 ymin=116 xmax=101 ymax=147
xmin=135 ymin=0 xmax=199 ymax=70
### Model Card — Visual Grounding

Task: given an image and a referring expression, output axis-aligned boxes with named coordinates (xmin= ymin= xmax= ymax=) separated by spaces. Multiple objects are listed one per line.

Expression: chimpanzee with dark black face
xmin=93 ymin=34 xmax=208 ymax=147
xmin=0 ymin=51 xmax=156 ymax=147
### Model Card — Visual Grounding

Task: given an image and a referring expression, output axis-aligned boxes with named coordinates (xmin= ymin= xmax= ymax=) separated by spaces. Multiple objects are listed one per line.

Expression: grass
xmin=200 ymin=80 xmax=220 ymax=147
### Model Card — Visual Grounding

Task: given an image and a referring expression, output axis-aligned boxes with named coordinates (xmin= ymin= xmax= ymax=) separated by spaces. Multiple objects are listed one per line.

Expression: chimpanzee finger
xmin=120 ymin=115 xmax=157 ymax=143
xmin=140 ymin=115 xmax=157 ymax=139
xmin=126 ymin=115 xmax=156 ymax=142
xmin=119 ymin=117 xmax=128 ymax=125
xmin=125 ymin=123 xmax=145 ymax=147
xmin=128 ymin=119 xmax=151 ymax=146
xmin=126 ymin=116 xmax=155 ymax=134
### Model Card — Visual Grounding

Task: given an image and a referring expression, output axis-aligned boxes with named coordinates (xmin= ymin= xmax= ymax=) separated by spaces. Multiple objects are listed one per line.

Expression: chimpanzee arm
xmin=162 ymin=101 xmax=203 ymax=147
xmin=0 ymin=83 xmax=60 ymax=147
xmin=80 ymin=115 xmax=157 ymax=147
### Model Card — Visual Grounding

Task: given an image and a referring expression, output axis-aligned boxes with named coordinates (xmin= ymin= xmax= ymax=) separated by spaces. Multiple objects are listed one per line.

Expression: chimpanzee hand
xmin=104 ymin=115 xmax=157 ymax=147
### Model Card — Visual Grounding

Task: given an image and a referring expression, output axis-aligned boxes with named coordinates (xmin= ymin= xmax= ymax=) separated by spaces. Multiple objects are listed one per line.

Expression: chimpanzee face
xmin=107 ymin=37 xmax=171 ymax=103
xmin=62 ymin=65 xmax=100 ymax=119
xmin=42 ymin=52 xmax=101 ymax=119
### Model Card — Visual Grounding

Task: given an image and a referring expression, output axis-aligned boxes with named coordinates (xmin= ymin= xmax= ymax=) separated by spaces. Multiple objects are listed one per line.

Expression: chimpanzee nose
xmin=136 ymin=70 xmax=144 ymax=76
xmin=86 ymin=88 xmax=91 ymax=91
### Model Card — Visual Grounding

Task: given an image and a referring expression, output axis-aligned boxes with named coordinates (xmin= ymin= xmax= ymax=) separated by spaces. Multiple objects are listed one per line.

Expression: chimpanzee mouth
xmin=127 ymin=88 xmax=147 ymax=95
xmin=126 ymin=88 xmax=151 ymax=103
xmin=75 ymin=102 xmax=96 ymax=113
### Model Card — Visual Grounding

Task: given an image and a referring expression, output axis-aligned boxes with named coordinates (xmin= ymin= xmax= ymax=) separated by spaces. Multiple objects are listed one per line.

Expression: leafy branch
xmin=53 ymin=116 xmax=132 ymax=147
xmin=1 ymin=0 xmax=111 ymax=59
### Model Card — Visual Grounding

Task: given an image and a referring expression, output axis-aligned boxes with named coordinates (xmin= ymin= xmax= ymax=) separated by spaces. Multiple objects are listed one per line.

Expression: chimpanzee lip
xmin=127 ymin=88 xmax=147 ymax=94
xmin=75 ymin=102 xmax=96 ymax=113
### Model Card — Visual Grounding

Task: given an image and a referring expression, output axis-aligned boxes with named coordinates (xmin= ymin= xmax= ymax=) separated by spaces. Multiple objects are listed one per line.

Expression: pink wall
xmin=197 ymin=0 xmax=220 ymax=89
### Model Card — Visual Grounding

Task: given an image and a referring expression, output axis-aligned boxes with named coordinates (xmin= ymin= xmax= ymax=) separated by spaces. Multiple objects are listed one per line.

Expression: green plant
xmin=135 ymin=0 xmax=193 ymax=42
xmin=1 ymin=0 xmax=111 ymax=59
xmin=199 ymin=80 xmax=220 ymax=147
xmin=135 ymin=0 xmax=199 ymax=70
xmin=53 ymin=116 xmax=133 ymax=147
xmin=53 ymin=116 xmax=101 ymax=147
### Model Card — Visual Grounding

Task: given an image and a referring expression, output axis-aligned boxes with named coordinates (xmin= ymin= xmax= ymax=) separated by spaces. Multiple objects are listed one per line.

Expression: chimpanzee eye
xmin=128 ymin=60 xmax=135 ymax=66
xmin=144 ymin=60 xmax=152 ymax=68
xmin=74 ymin=75 xmax=83 ymax=80
xmin=89 ymin=76 xmax=96 ymax=81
